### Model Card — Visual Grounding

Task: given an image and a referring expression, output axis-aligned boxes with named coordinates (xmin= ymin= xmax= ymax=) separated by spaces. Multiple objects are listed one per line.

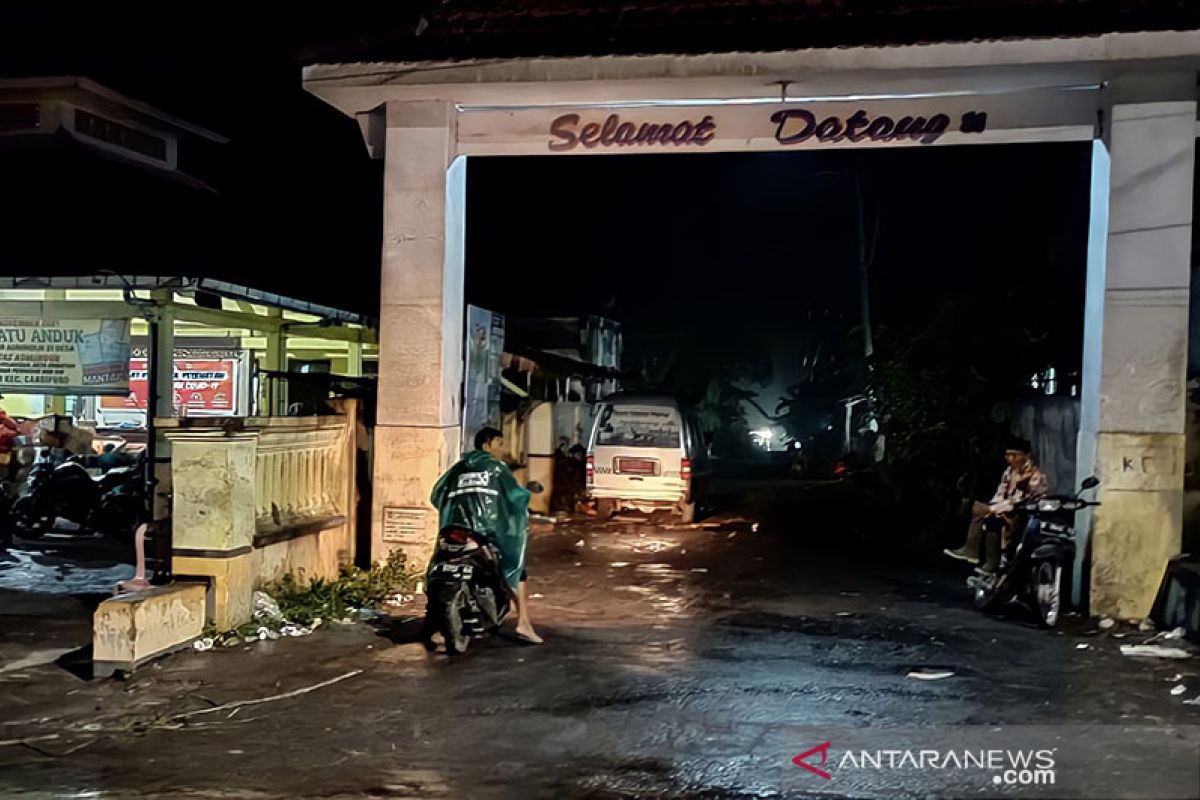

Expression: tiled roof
xmin=307 ymin=0 xmax=1200 ymax=64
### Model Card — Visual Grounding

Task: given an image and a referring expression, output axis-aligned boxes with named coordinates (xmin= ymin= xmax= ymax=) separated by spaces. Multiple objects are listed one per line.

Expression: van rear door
xmin=589 ymin=403 xmax=686 ymax=502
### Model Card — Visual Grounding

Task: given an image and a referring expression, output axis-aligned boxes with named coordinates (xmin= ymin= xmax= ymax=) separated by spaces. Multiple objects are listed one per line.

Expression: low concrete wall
xmin=163 ymin=410 xmax=357 ymax=630
xmin=253 ymin=525 xmax=347 ymax=586
xmin=93 ymin=582 xmax=206 ymax=676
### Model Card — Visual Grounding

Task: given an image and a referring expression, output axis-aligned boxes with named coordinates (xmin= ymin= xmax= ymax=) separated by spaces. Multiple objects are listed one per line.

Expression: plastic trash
xmin=1184 ymin=696 xmax=1200 ymax=706
xmin=1120 ymin=644 xmax=1192 ymax=659
xmin=610 ymin=562 xmax=630 ymax=568
xmin=1138 ymin=619 xmax=1156 ymax=632
xmin=193 ymin=637 xmax=215 ymax=652
xmin=907 ymin=668 xmax=955 ymax=681
xmin=1098 ymin=617 xmax=1116 ymax=630
xmin=1075 ymin=643 xmax=1089 ymax=650
xmin=1170 ymin=684 xmax=1188 ymax=696
xmin=252 ymin=591 xmax=283 ymax=622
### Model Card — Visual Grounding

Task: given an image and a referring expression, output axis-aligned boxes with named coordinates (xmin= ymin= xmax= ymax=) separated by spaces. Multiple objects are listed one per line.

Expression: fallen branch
xmin=169 ymin=670 xmax=363 ymax=721
xmin=0 ymin=734 xmax=60 ymax=748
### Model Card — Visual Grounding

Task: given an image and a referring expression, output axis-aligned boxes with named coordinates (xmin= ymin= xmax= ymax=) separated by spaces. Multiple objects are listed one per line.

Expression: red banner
xmin=100 ymin=358 xmax=238 ymax=413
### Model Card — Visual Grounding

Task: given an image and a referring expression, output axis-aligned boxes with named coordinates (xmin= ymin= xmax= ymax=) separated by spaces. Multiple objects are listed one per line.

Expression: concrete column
xmin=372 ymin=101 xmax=466 ymax=568
xmin=347 ymin=341 xmax=364 ymax=377
xmin=1077 ymin=90 xmax=1196 ymax=618
xmin=261 ymin=307 xmax=285 ymax=416
xmin=150 ymin=294 xmax=176 ymax=523
xmin=166 ymin=429 xmax=260 ymax=630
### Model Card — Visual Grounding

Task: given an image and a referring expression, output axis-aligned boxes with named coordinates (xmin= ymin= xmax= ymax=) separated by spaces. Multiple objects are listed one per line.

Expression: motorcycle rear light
xmin=681 ymin=458 xmax=692 ymax=481
xmin=443 ymin=527 xmax=472 ymax=545
xmin=586 ymin=455 xmax=594 ymax=485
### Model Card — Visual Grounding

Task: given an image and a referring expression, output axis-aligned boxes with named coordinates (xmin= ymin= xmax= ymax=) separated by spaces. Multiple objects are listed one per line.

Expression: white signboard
xmin=457 ymin=89 xmax=1100 ymax=156
xmin=0 ymin=318 xmax=132 ymax=395
xmin=382 ymin=507 xmax=431 ymax=545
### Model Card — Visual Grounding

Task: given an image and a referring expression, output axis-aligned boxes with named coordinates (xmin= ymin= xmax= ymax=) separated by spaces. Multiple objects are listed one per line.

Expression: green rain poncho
xmin=430 ymin=449 xmax=531 ymax=590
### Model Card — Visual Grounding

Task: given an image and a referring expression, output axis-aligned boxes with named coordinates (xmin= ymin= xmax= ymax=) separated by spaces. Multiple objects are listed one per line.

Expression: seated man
xmin=945 ymin=437 xmax=1048 ymax=574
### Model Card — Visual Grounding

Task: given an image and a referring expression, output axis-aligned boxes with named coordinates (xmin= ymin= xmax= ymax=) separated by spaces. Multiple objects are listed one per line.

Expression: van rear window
xmin=596 ymin=406 xmax=681 ymax=448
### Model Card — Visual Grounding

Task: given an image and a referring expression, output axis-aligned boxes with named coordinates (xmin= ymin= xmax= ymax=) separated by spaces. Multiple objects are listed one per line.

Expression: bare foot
xmin=514 ymin=624 xmax=544 ymax=645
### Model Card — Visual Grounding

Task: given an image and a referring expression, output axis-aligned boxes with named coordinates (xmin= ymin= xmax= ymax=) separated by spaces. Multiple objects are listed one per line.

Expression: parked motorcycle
xmin=968 ymin=476 xmax=1100 ymax=627
xmin=424 ymin=482 xmax=543 ymax=655
xmin=8 ymin=450 xmax=145 ymax=543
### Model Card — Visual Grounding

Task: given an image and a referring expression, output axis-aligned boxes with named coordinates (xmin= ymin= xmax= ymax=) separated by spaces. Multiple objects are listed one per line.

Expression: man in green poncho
xmin=427 ymin=426 xmax=543 ymax=644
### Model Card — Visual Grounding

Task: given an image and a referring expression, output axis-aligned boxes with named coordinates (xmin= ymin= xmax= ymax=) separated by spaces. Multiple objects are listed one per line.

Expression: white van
xmin=586 ymin=395 xmax=711 ymax=522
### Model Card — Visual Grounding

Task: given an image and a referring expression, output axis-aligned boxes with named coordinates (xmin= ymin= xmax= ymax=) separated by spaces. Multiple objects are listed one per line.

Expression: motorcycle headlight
xmin=1037 ymin=499 xmax=1063 ymax=512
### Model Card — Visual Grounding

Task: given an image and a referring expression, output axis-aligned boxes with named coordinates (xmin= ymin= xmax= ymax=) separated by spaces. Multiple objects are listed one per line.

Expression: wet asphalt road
xmin=1 ymin=486 xmax=1199 ymax=799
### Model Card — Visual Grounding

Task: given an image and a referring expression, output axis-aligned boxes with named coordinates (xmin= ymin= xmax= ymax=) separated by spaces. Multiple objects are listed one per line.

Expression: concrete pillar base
xmin=174 ymin=551 xmax=256 ymax=631
xmin=372 ymin=424 xmax=460 ymax=572
xmin=93 ymin=582 xmax=206 ymax=677
xmin=1088 ymin=431 xmax=1184 ymax=619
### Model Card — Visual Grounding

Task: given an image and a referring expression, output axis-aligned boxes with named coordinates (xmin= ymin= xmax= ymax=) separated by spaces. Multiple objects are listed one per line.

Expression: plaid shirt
xmin=989 ymin=461 xmax=1049 ymax=515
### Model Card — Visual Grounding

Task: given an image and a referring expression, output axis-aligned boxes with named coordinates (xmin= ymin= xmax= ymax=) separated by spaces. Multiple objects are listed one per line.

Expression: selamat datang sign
xmin=0 ymin=318 xmax=132 ymax=395
xmin=454 ymin=90 xmax=1099 ymax=155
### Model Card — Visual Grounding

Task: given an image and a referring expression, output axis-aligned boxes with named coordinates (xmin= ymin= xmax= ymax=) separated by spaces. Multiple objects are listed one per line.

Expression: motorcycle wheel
xmin=1032 ymin=560 xmax=1062 ymax=628
xmin=972 ymin=573 xmax=1003 ymax=613
xmin=9 ymin=498 xmax=46 ymax=540
xmin=440 ymin=586 xmax=471 ymax=655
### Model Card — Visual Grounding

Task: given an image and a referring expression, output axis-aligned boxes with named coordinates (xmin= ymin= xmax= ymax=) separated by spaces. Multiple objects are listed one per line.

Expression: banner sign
xmin=457 ymin=89 xmax=1100 ymax=156
xmin=100 ymin=358 xmax=239 ymax=415
xmin=462 ymin=305 xmax=505 ymax=451
xmin=0 ymin=318 xmax=132 ymax=395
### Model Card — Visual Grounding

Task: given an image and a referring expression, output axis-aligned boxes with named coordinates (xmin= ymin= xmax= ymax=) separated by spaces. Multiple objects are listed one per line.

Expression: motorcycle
xmin=969 ymin=475 xmax=1100 ymax=627
xmin=8 ymin=450 xmax=146 ymax=543
xmin=424 ymin=481 xmax=543 ymax=655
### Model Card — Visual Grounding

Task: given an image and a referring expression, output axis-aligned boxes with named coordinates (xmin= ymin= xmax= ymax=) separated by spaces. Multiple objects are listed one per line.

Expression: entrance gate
xmin=304 ymin=32 xmax=1199 ymax=617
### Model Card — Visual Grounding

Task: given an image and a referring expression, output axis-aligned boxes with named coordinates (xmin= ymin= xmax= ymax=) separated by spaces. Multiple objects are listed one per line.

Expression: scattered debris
xmin=609 ymin=562 xmax=630 ymax=568
xmin=170 ymin=670 xmax=363 ymax=722
xmin=1138 ymin=619 xmax=1156 ymax=632
xmin=1099 ymin=617 xmax=1116 ymax=630
xmin=193 ymin=638 xmax=215 ymax=652
xmin=690 ymin=568 xmax=708 ymax=574
xmin=907 ymin=668 xmax=955 ymax=681
xmin=575 ymin=539 xmax=585 ymax=548
xmin=836 ymin=611 xmax=854 ymax=617
xmin=0 ymin=734 xmax=61 ymax=749
xmin=1170 ymin=684 xmax=1188 ymax=696
xmin=1142 ymin=623 xmax=1190 ymax=642
xmin=1184 ymin=696 xmax=1200 ymax=706
xmin=1120 ymin=645 xmax=1192 ymax=660
xmin=1075 ymin=643 xmax=1089 ymax=650
xmin=531 ymin=593 xmax=544 ymax=599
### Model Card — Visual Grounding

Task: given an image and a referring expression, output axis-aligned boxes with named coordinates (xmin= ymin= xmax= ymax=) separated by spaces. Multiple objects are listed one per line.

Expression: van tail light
xmin=586 ymin=455 xmax=595 ymax=486
xmin=681 ymin=458 xmax=692 ymax=482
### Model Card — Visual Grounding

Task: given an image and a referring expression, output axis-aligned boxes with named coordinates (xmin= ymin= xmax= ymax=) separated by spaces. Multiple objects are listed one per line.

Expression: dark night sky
xmin=2 ymin=11 xmax=1091 ymax=384
xmin=467 ymin=144 xmax=1091 ymax=379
